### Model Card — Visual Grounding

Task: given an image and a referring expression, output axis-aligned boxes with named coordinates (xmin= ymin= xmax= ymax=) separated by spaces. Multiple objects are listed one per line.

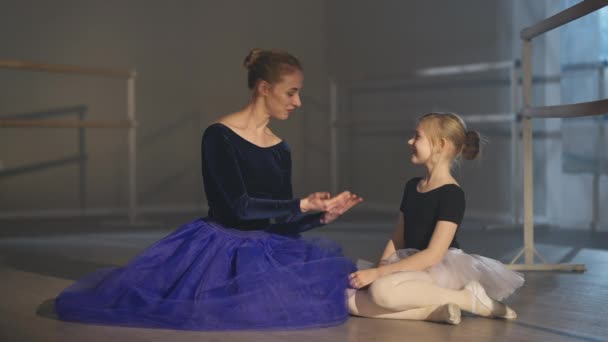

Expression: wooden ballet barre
xmin=521 ymin=0 xmax=607 ymax=40
xmin=0 ymin=58 xmax=140 ymax=225
xmin=0 ymin=59 xmax=132 ymax=79
xmin=0 ymin=119 xmax=135 ymax=129
xmin=514 ymin=1 xmax=607 ymax=273
xmin=508 ymin=264 xmax=587 ymax=272
xmin=332 ymin=112 xmax=516 ymax=129
xmin=523 ymin=98 xmax=608 ymax=119
xmin=414 ymin=60 xmax=514 ymax=77
xmin=459 ymin=113 xmax=516 ymax=123
xmin=331 ymin=119 xmax=413 ymax=128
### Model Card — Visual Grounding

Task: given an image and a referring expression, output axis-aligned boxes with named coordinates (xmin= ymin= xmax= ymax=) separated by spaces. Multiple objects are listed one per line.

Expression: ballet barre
xmin=0 ymin=119 xmax=134 ymax=129
xmin=331 ymin=58 xmax=523 ymax=224
xmin=0 ymin=59 xmax=140 ymax=224
xmin=0 ymin=59 xmax=131 ymax=79
xmin=510 ymin=0 xmax=608 ymax=272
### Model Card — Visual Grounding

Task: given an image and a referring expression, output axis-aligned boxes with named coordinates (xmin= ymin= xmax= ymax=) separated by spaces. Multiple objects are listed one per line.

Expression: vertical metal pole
xmin=78 ymin=109 xmax=87 ymax=212
xmin=592 ymin=64 xmax=606 ymax=232
xmin=522 ymin=40 xmax=534 ymax=265
xmin=329 ymin=78 xmax=338 ymax=195
xmin=127 ymin=71 xmax=137 ymax=224
xmin=510 ymin=60 xmax=520 ymax=225
xmin=346 ymin=88 xmax=354 ymax=189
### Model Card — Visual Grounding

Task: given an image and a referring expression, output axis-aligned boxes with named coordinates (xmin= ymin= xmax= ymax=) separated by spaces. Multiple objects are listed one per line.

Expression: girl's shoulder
xmin=405 ymin=177 xmax=423 ymax=189
xmin=436 ymin=184 xmax=465 ymax=208
xmin=405 ymin=177 xmax=464 ymax=196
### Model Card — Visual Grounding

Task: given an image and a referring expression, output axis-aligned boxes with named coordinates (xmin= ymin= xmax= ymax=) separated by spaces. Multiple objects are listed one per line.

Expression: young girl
xmin=347 ymin=112 xmax=524 ymax=325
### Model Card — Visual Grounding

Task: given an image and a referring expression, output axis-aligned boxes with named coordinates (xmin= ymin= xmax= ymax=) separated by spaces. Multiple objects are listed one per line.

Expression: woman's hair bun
xmin=243 ymin=48 xmax=264 ymax=69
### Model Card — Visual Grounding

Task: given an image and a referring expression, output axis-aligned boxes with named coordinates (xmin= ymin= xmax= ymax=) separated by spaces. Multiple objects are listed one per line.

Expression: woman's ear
xmin=257 ymin=80 xmax=270 ymax=97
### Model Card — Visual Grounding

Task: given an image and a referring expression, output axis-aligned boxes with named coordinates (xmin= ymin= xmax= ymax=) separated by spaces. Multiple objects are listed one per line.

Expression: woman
xmin=55 ymin=49 xmax=362 ymax=331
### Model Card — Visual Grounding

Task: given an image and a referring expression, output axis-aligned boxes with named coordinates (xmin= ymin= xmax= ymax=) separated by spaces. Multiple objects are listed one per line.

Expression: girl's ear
xmin=438 ymin=137 xmax=455 ymax=156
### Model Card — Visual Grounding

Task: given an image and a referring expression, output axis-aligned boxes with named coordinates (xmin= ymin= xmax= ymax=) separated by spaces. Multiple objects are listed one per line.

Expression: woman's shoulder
xmin=202 ymin=122 xmax=289 ymax=152
xmin=202 ymin=122 xmax=231 ymax=140
xmin=203 ymin=113 xmax=246 ymax=139
xmin=262 ymin=127 xmax=283 ymax=146
xmin=204 ymin=112 xmax=242 ymax=135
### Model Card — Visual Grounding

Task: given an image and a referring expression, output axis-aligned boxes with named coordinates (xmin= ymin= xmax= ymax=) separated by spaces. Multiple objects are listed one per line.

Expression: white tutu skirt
xmin=358 ymin=248 xmax=524 ymax=301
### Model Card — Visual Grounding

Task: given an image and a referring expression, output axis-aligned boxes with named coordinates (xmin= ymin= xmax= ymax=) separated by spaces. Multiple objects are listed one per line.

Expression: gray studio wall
xmin=324 ymin=0 xmax=561 ymax=225
xmin=0 ymin=0 xmax=329 ymax=216
xmin=3 ymin=0 xmax=599 ymax=228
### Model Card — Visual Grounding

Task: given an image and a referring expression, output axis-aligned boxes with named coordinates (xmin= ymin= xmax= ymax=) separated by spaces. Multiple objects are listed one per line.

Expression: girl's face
xmin=262 ymin=70 xmax=303 ymax=120
xmin=408 ymin=124 xmax=434 ymax=165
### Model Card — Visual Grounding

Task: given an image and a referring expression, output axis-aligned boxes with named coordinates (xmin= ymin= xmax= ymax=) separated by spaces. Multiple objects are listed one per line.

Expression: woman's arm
xmin=264 ymin=212 xmax=324 ymax=235
xmin=203 ymin=127 xmax=306 ymax=220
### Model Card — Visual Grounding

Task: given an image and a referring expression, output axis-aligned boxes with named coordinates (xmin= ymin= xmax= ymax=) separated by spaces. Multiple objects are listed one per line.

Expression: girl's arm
xmin=349 ymin=220 xmax=457 ymax=289
xmin=377 ymin=213 xmax=405 ymax=265
xmin=377 ymin=220 xmax=457 ymax=276
xmin=349 ymin=186 xmax=464 ymax=289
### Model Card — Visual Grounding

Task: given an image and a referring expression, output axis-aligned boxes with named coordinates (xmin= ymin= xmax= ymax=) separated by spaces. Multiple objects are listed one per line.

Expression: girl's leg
xmin=368 ymin=272 xmax=516 ymax=319
xmin=347 ymin=289 xmax=461 ymax=324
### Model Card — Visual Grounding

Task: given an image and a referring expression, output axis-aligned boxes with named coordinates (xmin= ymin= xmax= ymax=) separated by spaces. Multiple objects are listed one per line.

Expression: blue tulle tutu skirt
xmin=55 ymin=218 xmax=356 ymax=330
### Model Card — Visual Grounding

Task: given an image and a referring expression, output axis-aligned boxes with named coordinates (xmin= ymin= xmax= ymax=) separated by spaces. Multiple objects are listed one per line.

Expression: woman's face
xmin=263 ymin=70 xmax=303 ymax=120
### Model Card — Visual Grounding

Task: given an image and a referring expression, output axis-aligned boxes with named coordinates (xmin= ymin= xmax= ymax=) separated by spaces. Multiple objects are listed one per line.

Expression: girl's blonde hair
xmin=417 ymin=112 xmax=481 ymax=161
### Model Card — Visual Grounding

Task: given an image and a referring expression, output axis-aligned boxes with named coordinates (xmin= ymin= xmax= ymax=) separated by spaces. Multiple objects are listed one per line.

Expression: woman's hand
xmin=300 ymin=192 xmax=332 ymax=212
xmin=301 ymin=191 xmax=362 ymax=214
xmin=321 ymin=191 xmax=363 ymax=224
xmin=349 ymin=268 xmax=380 ymax=289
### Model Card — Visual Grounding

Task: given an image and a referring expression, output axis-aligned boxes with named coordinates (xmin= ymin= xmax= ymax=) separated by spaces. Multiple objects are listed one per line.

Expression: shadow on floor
xmin=36 ymin=298 xmax=58 ymax=320
xmin=0 ymin=252 xmax=119 ymax=280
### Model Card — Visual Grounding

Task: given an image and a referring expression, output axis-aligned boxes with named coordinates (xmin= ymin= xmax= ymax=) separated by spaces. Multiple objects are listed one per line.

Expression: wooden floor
xmin=0 ymin=215 xmax=607 ymax=342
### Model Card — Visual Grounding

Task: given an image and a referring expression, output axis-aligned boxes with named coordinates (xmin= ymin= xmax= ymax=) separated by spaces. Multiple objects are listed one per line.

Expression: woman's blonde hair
xmin=243 ymin=48 xmax=302 ymax=90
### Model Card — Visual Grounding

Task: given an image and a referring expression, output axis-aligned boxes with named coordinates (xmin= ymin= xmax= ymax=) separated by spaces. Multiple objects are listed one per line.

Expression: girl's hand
xmin=349 ymin=268 xmax=380 ymax=289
